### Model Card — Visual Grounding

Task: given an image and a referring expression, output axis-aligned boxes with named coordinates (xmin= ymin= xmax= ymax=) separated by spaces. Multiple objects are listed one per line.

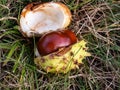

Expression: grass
xmin=0 ymin=0 xmax=120 ymax=90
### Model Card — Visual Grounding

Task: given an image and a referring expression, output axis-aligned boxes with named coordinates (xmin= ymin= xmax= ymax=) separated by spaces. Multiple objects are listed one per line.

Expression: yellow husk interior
xmin=34 ymin=40 xmax=91 ymax=73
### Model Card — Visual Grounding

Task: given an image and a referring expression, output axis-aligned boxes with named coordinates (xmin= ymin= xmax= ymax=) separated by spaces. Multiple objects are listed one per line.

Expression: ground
xmin=0 ymin=0 xmax=120 ymax=90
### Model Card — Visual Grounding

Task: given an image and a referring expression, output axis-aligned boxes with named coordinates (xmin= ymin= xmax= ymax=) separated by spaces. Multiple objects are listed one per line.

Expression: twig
xmin=69 ymin=74 xmax=87 ymax=79
xmin=0 ymin=17 xmax=17 ymax=21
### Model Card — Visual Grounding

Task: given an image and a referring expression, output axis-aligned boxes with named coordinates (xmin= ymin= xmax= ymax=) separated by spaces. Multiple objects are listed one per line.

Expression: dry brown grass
xmin=0 ymin=0 xmax=120 ymax=90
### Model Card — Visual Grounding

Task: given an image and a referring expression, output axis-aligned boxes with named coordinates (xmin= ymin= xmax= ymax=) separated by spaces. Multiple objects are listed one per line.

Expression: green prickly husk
xmin=34 ymin=40 xmax=91 ymax=73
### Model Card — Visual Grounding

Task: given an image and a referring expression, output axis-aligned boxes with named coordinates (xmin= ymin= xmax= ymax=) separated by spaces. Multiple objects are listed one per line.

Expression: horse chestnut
xmin=37 ymin=29 xmax=77 ymax=56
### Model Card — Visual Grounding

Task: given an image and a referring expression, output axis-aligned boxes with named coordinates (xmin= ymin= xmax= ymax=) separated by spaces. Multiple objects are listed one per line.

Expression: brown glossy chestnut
xmin=37 ymin=29 xmax=77 ymax=56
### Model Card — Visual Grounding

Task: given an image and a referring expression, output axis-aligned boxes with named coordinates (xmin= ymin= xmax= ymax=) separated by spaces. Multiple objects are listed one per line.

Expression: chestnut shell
xmin=20 ymin=2 xmax=71 ymax=37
